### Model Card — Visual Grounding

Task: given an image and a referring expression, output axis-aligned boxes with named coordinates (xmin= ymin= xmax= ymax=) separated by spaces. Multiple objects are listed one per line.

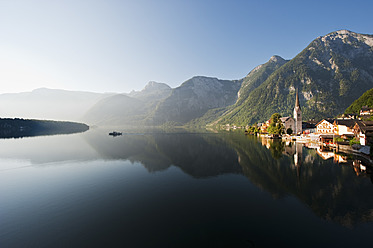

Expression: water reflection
xmin=1 ymin=129 xmax=373 ymax=228
xmin=84 ymin=130 xmax=243 ymax=177
xmin=87 ymin=130 xmax=373 ymax=227
xmin=252 ymin=136 xmax=373 ymax=227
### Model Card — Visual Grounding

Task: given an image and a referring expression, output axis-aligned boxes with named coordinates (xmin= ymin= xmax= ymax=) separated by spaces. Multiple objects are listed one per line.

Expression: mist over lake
xmin=1 ymin=129 xmax=373 ymax=247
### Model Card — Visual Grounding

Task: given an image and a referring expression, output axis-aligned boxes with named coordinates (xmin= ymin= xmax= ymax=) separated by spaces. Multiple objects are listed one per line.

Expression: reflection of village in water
xmin=260 ymin=137 xmax=372 ymax=180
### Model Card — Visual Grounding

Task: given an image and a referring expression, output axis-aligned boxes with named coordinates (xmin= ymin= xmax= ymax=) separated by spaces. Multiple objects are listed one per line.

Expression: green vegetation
xmin=0 ymin=118 xmax=89 ymax=138
xmin=349 ymin=137 xmax=360 ymax=146
xmin=345 ymin=88 xmax=373 ymax=114
xmin=187 ymin=108 xmax=227 ymax=127
xmin=267 ymin=113 xmax=284 ymax=135
xmin=246 ymin=124 xmax=260 ymax=135
xmin=334 ymin=137 xmax=346 ymax=143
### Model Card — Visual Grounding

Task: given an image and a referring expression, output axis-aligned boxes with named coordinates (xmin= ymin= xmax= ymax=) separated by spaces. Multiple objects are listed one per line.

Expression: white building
xmin=334 ymin=120 xmax=355 ymax=136
xmin=316 ymin=119 xmax=335 ymax=134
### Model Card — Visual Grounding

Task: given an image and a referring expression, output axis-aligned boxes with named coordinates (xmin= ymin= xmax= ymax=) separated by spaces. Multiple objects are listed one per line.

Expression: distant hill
xmin=84 ymin=77 xmax=242 ymax=126
xmin=345 ymin=88 xmax=373 ymax=114
xmin=0 ymin=88 xmax=113 ymax=122
xmin=83 ymin=81 xmax=172 ymax=126
xmin=128 ymin=81 xmax=172 ymax=102
xmin=213 ymin=30 xmax=373 ymax=125
xmin=0 ymin=118 xmax=89 ymax=138
xmin=83 ymin=94 xmax=145 ymax=125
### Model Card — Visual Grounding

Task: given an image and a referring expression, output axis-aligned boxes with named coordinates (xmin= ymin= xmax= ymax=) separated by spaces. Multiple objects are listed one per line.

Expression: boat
xmin=109 ymin=131 xmax=122 ymax=136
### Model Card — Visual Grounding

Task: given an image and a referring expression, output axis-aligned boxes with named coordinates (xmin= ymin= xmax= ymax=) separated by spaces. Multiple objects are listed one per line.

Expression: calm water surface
xmin=1 ymin=129 xmax=373 ymax=247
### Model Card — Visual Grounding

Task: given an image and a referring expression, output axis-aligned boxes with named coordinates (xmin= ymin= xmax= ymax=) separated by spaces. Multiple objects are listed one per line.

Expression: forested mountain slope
xmin=215 ymin=30 xmax=373 ymax=125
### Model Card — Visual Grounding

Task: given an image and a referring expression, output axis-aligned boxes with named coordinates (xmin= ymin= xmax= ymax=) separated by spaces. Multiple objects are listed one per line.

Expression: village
xmin=246 ymin=91 xmax=373 ymax=162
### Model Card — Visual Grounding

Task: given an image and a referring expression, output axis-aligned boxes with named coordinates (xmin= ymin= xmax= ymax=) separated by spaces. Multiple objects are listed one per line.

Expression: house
xmin=302 ymin=121 xmax=317 ymax=134
xmin=260 ymin=119 xmax=271 ymax=133
xmin=353 ymin=121 xmax=373 ymax=146
xmin=316 ymin=119 xmax=335 ymax=134
xmin=360 ymin=106 xmax=373 ymax=116
xmin=333 ymin=119 xmax=355 ymax=136
xmin=338 ymin=113 xmax=358 ymax=119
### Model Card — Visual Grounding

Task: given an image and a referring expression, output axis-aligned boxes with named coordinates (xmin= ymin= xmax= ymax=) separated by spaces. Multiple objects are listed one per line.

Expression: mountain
xmin=237 ymin=55 xmax=289 ymax=105
xmin=210 ymin=55 xmax=289 ymax=125
xmin=128 ymin=81 xmax=172 ymax=102
xmin=83 ymin=94 xmax=144 ymax=125
xmin=345 ymin=87 xmax=373 ymax=114
xmin=83 ymin=81 xmax=172 ymax=126
xmin=0 ymin=88 xmax=112 ymax=122
xmin=3 ymin=30 xmax=372 ymax=127
xmin=215 ymin=30 xmax=373 ymax=125
xmin=85 ymin=77 xmax=242 ymax=126
xmin=151 ymin=76 xmax=242 ymax=125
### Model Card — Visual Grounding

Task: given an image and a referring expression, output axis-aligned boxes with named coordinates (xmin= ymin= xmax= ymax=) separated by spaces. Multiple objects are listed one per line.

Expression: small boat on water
xmin=109 ymin=131 xmax=122 ymax=136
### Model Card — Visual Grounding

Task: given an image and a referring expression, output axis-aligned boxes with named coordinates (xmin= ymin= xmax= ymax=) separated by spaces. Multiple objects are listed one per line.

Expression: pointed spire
xmin=295 ymin=88 xmax=300 ymax=109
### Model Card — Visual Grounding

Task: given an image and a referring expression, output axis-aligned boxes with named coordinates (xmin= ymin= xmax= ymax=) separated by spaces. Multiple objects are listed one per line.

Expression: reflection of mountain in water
xmin=84 ymin=130 xmax=243 ymax=178
xmin=84 ymin=130 xmax=373 ymax=227
xmin=224 ymin=134 xmax=373 ymax=227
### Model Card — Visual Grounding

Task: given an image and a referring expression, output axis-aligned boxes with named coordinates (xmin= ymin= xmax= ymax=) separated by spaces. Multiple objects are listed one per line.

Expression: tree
xmin=267 ymin=113 xmax=284 ymax=135
xmin=246 ymin=124 xmax=259 ymax=135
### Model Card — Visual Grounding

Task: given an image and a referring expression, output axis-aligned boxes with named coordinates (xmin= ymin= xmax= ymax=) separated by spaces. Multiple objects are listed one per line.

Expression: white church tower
xmin=293 ymin=89 xmax=302 ymax=135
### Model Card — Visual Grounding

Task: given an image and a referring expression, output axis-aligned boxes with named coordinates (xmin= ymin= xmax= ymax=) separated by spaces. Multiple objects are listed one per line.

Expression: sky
xmin=0 ymin=0 xmax=373 ymax=94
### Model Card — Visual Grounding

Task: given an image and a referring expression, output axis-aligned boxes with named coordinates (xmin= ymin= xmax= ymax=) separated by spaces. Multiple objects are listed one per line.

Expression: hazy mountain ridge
xmin=128 ymin=81 xmax=172 ymax=102
xmin=83 ymin=94 xmax=144 ymax=125
xmin=83 ymin=81 xmax=173 ymax=125
xmin=0 ymin=88 xmax=114 ymax=122
xmin=151 ymin=76 xmax=242 ymax=125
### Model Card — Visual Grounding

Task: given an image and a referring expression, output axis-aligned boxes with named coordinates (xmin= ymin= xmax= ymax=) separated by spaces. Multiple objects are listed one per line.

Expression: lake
xmin=1 ymin=129 xmax=373 ymax=247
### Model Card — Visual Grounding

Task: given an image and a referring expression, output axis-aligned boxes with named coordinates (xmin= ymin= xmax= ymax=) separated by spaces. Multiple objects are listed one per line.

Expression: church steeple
xmin=293 ymin=88 xmax=302 ymax=134
xmin=295 ymin=89 xmax=301 ymax=110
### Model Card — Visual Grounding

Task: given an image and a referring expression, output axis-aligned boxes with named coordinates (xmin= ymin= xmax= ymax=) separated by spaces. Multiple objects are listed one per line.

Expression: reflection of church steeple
xmin=294 ymin=142 xmax=302 ymax=179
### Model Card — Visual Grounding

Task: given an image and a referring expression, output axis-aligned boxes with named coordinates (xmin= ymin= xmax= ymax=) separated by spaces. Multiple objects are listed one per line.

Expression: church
xmin=281 ymin=90 xmax=302 ymax=134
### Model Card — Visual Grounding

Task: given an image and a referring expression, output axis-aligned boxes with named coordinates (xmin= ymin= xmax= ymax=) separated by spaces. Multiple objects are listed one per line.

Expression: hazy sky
xmin=1 ymin=0 xmax=372 ymax=94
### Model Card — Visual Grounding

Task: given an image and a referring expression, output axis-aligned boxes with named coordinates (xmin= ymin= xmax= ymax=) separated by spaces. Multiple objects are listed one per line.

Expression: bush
xmin=334 ymin=137 xmax=345 ymax=143
xmin=349 ymin=137 xmax=360 ymax=146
